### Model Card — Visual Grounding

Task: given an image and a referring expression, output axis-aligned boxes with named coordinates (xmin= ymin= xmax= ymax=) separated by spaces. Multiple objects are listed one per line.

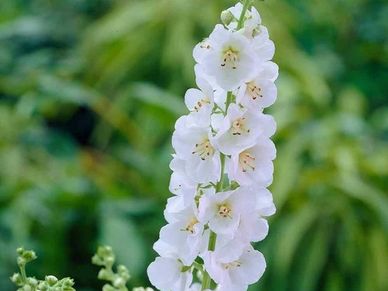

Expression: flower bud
xmin=98 ymin=269 xmax=111 ymax=281
xmin=113 ymin=276 xmax=125 ymax=288
xmin=117 ymin=264 xmax=130 ymax=280
xmin=27 ymin=277 xmax=38 ymax=286
xmin=45 ymin=275 xmax=58 ymax=286
xmin=10 ymin=273 xmax=23 ymax=285
xmin=221 ymin=10 xmax=234 ymax=26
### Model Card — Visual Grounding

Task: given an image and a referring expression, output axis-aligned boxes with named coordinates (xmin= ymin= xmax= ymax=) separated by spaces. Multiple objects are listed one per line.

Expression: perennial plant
xmin=147 ymin=1 xmax=278 ymax=290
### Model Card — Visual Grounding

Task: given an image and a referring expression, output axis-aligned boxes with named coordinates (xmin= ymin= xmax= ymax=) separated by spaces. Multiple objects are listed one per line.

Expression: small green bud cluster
xmin=10 ymin=248 xmax=75 ymax=291
xmin=11 ymin=246 xmax=151 ymax=291
xmin=92 ymin=246 xmax=131 ymax=291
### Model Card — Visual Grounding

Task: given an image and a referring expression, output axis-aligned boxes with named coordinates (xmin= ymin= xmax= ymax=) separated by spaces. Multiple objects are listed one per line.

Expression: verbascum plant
xmin=10 ymin=1 xmax=280 ymax=290
xmin=147 ymin=1 xmax=278 ymax=290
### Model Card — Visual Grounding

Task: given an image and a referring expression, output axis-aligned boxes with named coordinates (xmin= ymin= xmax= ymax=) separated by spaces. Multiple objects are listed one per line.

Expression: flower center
xmin=231 ymin=117 xmax=250 ymax=136
xmin=221 ymin=48 xmax=239 ymax=69
xmin=182 ymin=217 xmax=199 ymax=234
xmin=239 ymin=151 xmax=256 ymax=172
xmin=247 ymin=82 xmax=263 ymax=100
xmin=218 ymin=204 xmax=232 ymax=218
xmin=192 ymin=138 xmax=215 ymax=160
xmin=222 ymin=260 xmax=242 ymax=270
xmin=193 ymin=98 xmax=211 ymax=112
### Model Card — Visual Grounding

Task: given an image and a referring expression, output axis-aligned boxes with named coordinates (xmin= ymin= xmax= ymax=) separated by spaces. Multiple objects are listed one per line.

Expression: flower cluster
xmin=92 ymin=246 xmax=154 ymax=291
xmin=10 ymin=248 xmax=76 ymax=291
xmin=147 ymin=1 xmax=278 ymax=290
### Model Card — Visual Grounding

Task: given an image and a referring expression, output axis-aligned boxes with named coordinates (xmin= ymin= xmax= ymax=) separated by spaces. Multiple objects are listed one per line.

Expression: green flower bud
xmin=10 ymin=273 xmax=23 ymax=285
xmin=26 ymin=277 xmax=38 ymax=286
xmin=113 ymin=277 xmax=125 ymax=288
xmin=98 ymin=269 xmax=111 ymax=281
xmin=221 ymin=10 xmax=234 ymax=26
xmin=117 ymin=265 xmax=130 ymax=280
xmin=45 ymin=275 xmax=58 ymax=286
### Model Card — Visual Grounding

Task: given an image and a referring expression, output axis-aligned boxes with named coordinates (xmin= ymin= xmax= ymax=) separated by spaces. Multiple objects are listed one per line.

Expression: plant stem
xmin=201 ymin=89 xmax=232 ymax=290
xmin=19 ymin=264 xmax=27 ymax=284
xmin=237 ymin=0 xmax=253 ymax=30
xmin=225 ymin=91 xmax=233 ymax=113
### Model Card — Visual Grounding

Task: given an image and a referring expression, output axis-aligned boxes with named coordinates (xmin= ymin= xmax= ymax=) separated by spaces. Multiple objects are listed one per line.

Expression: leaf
xmin=99 ymin=202 xmax=147 ymax=277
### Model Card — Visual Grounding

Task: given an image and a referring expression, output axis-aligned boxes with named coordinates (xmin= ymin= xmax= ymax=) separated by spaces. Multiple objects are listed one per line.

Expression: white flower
xmin=237 ymin=211 xmax=269 ymax=243
xmin=252 ymin=33 xmax=275 ymax=62
xmin=184 ymin=77 xmax=215 ymax=126
xmin=226 ymin=138 xmax=276 ymax=186
xmin=212 ymin=104 xmax=276 ymax=155
xmin=147 ymin=256 xmax=193 ymax=291
xmin=255 ymin=186 xmax=276 ymax=217
xmin=237 ymin=61 xmax=279 ymax=109
xmin=203 ymin=246 xmax=266 ymax=289
xmin=172 ymin=115 xmax=221 ymax=183
xmin=199 ymin=25 xmax=258 ymax=90
xmin=193 ymin=38 xmax=212 ymax=64
xmin=155 ymin=206 xmax=204 ymax=265
xmin=148 ymin=3 xmax=278 ymax=290
xmin=169 ymin=170 xmax=197 ymax=208
xmin=198 ymin=187 xmax=253 ymax=236
xmin=164 ymin=195 xmax=186 ymax=224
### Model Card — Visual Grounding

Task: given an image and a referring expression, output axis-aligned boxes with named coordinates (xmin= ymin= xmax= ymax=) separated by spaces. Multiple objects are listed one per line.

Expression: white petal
xmin=147 ymin=257 xmax=180 ymax=290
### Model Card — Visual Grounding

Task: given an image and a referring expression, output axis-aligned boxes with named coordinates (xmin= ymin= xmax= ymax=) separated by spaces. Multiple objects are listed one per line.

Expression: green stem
xmin=201 ymin=231 xmax=217 ymax=290
xmin=217 ymin=154 xmax=226 ymax=192
xmin=225 ymin=91 xmax=233 ymax=114
xmin=19 ymin=264 xmax=27 ymax=284
xmin=237 ymin=0 xmax=253 ymax=30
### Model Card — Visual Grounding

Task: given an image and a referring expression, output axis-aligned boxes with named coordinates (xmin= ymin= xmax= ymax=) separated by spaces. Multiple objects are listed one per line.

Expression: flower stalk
xmin=147 ymin=0 xmax=278 ymax=289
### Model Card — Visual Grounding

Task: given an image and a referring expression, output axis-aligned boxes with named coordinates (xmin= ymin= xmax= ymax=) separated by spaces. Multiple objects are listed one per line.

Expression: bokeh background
xmin=0 ymin=0 xmax=387 ymax=290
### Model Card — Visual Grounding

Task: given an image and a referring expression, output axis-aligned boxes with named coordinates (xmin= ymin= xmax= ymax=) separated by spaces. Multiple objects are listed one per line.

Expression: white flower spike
xmin=148 ymin=1 xmax=278 ymax=290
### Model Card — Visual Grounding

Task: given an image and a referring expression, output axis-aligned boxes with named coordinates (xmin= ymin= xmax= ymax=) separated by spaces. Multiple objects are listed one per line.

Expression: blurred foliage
xmin=0 ymin=0 xmax=387 ymax=290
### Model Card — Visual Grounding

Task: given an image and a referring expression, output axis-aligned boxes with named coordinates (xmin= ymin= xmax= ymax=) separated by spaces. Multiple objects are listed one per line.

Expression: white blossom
xmin=198 ymin=25 xmax=258 ymax=90
xmin=148 ymin=2 xmax=278 ymax=290
xmin=155 ymin=206 xmax=204 ymax=265
xmin=172 ymin=115 xmax=221 ymax=183
xmin=226 ymin=138 xmax=276 ymax=186
xmin=147 ymin=256 xmax=193 ymax=291
xmin=202 ymin=247 xmax=266 ymax=289
xmin=198 ymin=187 xmax=254 ymax=236
xmin=212 ymin=103 xmax=276 ymax=155
xmin=237 ymin=61 xmax=279 ymax=109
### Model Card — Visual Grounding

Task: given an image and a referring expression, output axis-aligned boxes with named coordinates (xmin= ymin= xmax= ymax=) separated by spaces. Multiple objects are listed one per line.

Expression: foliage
xmin=0 ymin=0 xmax=387 ymax=291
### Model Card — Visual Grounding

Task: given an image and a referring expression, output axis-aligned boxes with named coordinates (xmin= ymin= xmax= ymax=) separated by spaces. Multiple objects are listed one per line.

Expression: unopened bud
xmin=45 ymin=275 xmax=58 ymax=286
xmin=221 ymin=10 xmax=234 ymax=26
xmin=98 ymin=269 xmax=111 ymax=281
xmin=113 ymin=277 xmax=125 ymax=288
xmin=27 ymin=277 xmax=38 ymax=286
xmin=10 ymin=273 xmax=23 ymax=285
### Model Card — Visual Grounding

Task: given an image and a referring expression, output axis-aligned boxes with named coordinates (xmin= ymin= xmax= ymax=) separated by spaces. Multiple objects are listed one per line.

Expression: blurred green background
xmin=0 ymin=0 xmax=387 ymax=290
